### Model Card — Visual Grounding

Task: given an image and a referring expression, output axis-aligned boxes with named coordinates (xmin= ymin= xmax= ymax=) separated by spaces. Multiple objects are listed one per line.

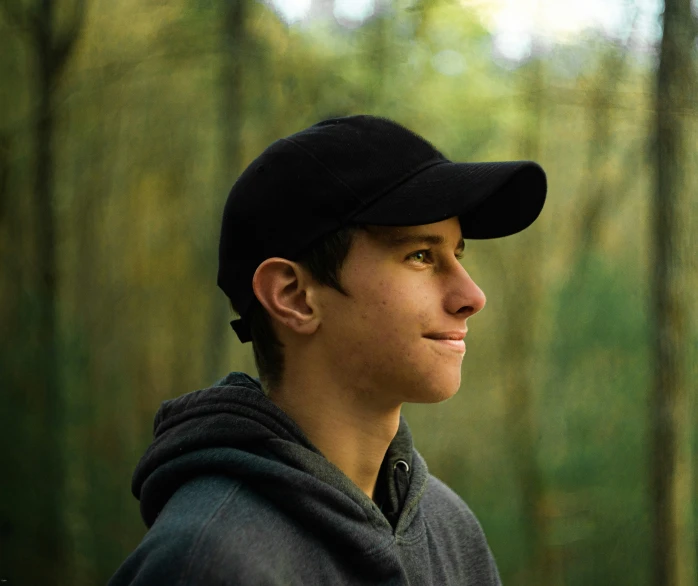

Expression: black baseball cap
xmin=218 ymin=115 xmax=547 ymax=343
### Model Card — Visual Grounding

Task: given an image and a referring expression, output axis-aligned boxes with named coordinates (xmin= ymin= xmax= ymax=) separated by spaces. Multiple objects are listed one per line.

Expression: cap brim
xmin=350 ymin=160 xmax=547 ymax=239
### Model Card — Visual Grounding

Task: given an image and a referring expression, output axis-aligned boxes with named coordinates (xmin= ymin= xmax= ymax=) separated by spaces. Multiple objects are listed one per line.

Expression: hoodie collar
xmin=132 ymin=373 xmax=428 ymax=550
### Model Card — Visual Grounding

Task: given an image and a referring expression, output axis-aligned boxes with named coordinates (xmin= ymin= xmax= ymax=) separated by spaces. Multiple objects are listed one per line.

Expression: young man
xmin=109 ymin=115 xmax=547 ymax=585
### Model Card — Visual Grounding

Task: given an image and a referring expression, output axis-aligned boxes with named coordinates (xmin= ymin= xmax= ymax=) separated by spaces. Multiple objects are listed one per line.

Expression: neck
xmin=268 ymin=367 xmax=401 ymax=502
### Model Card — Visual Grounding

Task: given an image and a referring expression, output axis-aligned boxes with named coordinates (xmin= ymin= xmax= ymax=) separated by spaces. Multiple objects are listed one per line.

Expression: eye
xmin=406 ymin=250 xmax=431 ymax=263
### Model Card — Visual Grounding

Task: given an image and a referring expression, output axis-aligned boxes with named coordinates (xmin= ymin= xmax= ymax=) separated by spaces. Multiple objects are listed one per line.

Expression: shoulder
xmin=109 ymin=475 xmax=291 ymax=586
xmin=421 ymin=475 xmax=501 ymax=584
xmin=422 ymin=474 xmax=481 ymax=526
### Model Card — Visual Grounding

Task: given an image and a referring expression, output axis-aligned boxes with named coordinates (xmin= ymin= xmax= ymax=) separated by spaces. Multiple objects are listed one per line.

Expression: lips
xmin=423 ymin=331 xmax=467 ymax=353
xmin=423 ymin=331 xmax=467 ymax=341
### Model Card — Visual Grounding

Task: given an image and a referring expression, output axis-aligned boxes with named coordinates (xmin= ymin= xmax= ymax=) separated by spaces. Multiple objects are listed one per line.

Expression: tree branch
xmin=54 ymin=0 xmax=87 ymax=75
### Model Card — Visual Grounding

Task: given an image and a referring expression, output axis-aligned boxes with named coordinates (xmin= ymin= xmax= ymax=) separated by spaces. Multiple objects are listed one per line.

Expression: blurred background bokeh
xmin=0 ymin=0 xmax=696 ymax=584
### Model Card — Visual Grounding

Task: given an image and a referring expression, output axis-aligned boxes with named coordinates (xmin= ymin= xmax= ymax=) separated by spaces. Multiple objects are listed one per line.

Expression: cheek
xmin=356 ymin=281 xmax=431 ymax=345
xmin=323 ymin=264 xmax=438 ymax=354
xmin=321 ymin=278 xmax=462 ymax=398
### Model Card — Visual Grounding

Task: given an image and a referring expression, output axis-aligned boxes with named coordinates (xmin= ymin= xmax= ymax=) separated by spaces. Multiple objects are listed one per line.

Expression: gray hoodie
xmin=108 ymin=372 xmax=502 ymax=585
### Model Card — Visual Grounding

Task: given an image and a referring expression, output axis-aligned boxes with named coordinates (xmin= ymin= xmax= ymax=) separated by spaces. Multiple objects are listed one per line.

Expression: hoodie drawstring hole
xmin=394 ymin=460 xmax=409 ymax=473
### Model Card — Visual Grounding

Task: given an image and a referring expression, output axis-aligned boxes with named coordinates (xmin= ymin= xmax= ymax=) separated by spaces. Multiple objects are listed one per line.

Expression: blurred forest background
xmin=0 ymin=0 xmax=696 ymax=584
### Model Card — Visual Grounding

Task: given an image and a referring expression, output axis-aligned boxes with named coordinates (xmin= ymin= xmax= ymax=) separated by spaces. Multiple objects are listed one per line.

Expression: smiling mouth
xmin=423 ymin=331 xmax=467 ymax=354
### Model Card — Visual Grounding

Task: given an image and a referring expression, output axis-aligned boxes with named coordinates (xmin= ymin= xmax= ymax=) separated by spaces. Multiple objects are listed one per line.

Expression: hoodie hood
xmin=132 ymin=372 xmax=429 ymax=554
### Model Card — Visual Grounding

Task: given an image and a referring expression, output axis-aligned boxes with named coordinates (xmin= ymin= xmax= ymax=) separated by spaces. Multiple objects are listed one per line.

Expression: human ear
xmin=252 ymin=258 xmax=320 ymax=337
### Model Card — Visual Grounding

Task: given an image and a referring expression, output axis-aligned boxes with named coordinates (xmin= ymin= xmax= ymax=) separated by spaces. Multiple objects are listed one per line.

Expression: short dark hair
xmin=236 ymin=225 xmax=364 ymax=391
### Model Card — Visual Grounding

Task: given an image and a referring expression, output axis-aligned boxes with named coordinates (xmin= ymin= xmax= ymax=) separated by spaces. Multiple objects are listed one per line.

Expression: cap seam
xmin=349 ymin=157 xmax=449 ymax=219
xmin=281 ymin=137 xmax=364 ymax=206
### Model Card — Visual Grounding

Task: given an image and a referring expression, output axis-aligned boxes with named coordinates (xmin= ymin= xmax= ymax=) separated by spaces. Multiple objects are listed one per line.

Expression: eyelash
xmin=407 ymin=249 xmax=464 ymax=263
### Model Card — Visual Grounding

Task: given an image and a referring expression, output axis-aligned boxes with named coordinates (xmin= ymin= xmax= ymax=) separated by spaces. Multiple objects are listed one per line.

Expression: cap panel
xmin=217 ymin=139 xmax=364 ymax=314
xmin=287 ymin=116 xmax=445 ymax=208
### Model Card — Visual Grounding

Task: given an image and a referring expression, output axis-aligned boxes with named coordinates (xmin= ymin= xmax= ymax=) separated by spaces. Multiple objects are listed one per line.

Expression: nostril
xmin=458 ymin=305 xmax=475 ymax=317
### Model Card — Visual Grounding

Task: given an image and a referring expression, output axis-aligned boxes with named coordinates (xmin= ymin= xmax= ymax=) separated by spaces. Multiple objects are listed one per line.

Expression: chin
xmin=404 ymin=372 xmax=462 ymax=404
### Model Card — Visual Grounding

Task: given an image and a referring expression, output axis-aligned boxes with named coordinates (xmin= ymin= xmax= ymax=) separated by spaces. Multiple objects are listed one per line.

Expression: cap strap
xmin=230 ymin=318 xmax=252 ymax=343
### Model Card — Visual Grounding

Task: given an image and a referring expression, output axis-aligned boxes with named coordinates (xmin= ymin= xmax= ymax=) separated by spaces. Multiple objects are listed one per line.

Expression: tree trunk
xmin=650 ymin=1 xmax=696 ymax=585
xmin=0 ymin=0 xmax=87 ymax=580
xmin=207 ymin=0 xmax=248 ymax=380
xmin=366 ymin=13 xmax=387 ymax=109
xmin=503 ymin=55 xmax=552 ymax=586
xmin=32 ymin=0 xmax=64 ymax=579
xmin=577 ymin=7 xmax=639 ymax=256
xmin=578 ymin=48 xmax=626 ymax=254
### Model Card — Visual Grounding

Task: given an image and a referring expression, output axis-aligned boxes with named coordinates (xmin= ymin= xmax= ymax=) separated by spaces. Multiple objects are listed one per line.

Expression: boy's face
xmin=313 ymin=216 xmax=486 ymax=406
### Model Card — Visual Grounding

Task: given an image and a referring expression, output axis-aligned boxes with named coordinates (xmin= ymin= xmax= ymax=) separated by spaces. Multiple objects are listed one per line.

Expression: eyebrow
xmin=382 ymin=233 xmax=466 ymax=254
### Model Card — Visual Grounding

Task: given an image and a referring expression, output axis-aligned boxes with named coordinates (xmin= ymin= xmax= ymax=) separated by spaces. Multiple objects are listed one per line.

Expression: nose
xmin=446 ymin=263 xmax=486 ymax=319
